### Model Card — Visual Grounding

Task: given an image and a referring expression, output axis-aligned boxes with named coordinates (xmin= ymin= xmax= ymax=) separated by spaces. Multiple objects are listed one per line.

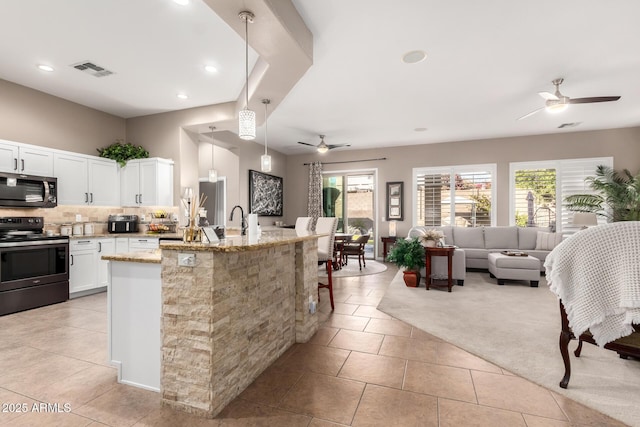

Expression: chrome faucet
xmin=229 ymin=205 xmax=247 ymax=236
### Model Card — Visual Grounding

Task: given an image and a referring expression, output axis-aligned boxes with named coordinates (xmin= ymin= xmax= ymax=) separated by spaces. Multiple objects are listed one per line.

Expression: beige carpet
xmin=319 ymin=259 xmax=387 ymax=278
xmin=377 ymin=270 xmax=640 ymax=427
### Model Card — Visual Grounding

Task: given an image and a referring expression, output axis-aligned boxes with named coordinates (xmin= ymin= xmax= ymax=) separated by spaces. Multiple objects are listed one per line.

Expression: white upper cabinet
xmin=120 ymin=158 xmax=173 ymax=207
xmin=89 ymin=158 xmax=120 ymax=205
xmin=0 ymin=140 xmax=54 ymax=176
xmin=54 ymin=153 xmax=119 ymax=206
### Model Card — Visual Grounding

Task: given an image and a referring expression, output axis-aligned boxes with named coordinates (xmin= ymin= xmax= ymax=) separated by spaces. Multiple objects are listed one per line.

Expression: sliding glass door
xmin=323 ymin=172 xmax=375 ymax=259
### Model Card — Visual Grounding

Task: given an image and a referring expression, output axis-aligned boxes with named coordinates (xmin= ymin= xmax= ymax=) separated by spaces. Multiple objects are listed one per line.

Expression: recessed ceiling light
xmin=177 ymin=93 xmax=188 ymax=99
xmin=402 ymin=50 xmax=427 ymax=64
xmin=204 ymin=65 xmax=217 ymax=73
xmin=414 ymin=127 xmax=428 ymax=132
xmin=37 ymin=64 xmax=54 ymax=72
xmin=173 ymin=0 xmax=189 ymax=5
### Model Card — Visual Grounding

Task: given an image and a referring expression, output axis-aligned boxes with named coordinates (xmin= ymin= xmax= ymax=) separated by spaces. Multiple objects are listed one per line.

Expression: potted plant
xmin=564 ymin=165 xmax=640 ymax=222
xmin=420 ymin=229 xmax=444 ymax=247
xmin=97 ymin=139 xmax=149 ymax=167
xmin=386 ymin=237 xmax=426 ymax=287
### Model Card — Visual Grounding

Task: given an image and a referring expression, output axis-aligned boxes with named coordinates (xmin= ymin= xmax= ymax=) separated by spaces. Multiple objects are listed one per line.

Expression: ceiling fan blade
xmin=538 ymin=91 xmax=558 ymax=101
xmin=327 ymin=144 xmax=351 ymax=150
xmin=297 ymin=141 xmax=317 ymax=147
xmin=517 ymin=107 xmax=545 ymax=121
xmin=569 ymin=96 xmax=621 ymax=104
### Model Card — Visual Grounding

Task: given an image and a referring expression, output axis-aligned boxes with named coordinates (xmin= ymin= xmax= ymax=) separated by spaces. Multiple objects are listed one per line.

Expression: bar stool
xmin=295 ymin=216 xmax=312 ymax=233
xmin=315 ymin=217 xmax=338 ymax=310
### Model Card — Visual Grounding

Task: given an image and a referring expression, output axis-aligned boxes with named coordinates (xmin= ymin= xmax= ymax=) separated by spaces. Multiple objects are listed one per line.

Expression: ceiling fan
xmin=297 ymin=135 xmax=350 ymax=153
xmin=518 ymin=78 xmax=621 ymax=120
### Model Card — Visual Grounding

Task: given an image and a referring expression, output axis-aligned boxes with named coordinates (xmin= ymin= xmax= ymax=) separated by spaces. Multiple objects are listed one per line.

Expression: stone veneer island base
xmin=159 ymin=230 xmax=321 ymax=418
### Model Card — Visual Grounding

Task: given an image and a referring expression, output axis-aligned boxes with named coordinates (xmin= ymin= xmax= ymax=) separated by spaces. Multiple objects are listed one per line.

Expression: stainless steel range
xmin=0 ymin=216 xmax=69 ymax=316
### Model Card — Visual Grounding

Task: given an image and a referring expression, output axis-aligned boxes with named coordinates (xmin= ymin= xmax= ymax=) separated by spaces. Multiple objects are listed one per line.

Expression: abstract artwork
xmin=249 ymin=170 xmax=283 ymax=216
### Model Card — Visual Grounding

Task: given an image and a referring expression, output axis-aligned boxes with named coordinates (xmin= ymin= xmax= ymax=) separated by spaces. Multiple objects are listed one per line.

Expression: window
xmin=413 ymin=164 xmax=496 ymax=227
xmin=509 ymin=157 xmax=613 ymax=234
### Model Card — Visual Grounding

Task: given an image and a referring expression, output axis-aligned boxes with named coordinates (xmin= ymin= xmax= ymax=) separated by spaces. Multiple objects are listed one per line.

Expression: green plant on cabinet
xmin=97 ymin=139 xmax=149 ymax=167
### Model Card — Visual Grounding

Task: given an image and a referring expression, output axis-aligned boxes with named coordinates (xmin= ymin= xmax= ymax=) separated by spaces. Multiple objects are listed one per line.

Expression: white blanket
xmin=544 ymin=221 xmax=640 ymax=346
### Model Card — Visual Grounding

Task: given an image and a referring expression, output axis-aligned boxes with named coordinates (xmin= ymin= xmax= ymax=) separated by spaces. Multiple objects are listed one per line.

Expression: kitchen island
xmin=104 ymin=229 xmax=321 ymax=418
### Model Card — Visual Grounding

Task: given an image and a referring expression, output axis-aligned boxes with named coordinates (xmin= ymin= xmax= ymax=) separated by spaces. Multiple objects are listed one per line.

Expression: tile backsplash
xmin=0 ymin=205 xmax=178 ymax=234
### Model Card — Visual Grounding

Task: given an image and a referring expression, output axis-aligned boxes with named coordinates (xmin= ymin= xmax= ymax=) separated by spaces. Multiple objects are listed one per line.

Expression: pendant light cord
xmin=244 ymin=15 xmax=249 ymax=110
xmin=263 ymin=100 xmax=268 ymax=155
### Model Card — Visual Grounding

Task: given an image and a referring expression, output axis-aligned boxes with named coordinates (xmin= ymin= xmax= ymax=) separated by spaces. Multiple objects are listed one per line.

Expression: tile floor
xmin=0 ymin=265 xmax=628 ymax=426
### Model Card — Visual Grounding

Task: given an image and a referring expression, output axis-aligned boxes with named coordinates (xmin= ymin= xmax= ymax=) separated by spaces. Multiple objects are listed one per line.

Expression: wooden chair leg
xmin=326 ymin=259 xmax=334 ymax=310
xmin=559 ymin=301 xmax=574 ymax=389
xmin=574 ymin=339 xmax=584 ymax=357
xmin=318 ymin=260 xmax=335 ymax=311
xmin=559 ymin=329 xmax=572 ymax=389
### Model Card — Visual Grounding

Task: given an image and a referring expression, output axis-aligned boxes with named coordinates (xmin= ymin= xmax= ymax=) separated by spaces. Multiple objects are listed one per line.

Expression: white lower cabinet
xmin=70 ymin=237 xmax=116 ymax=296
xmin=128 ymin=237 xmax=159 ymax=252
xmin=69 ymin=239 xmax=99 ymax=295
xmin=115 ymin=237 xmax=129 ymax=254
xmin=97 ymin=238 xmax=116 ymax=288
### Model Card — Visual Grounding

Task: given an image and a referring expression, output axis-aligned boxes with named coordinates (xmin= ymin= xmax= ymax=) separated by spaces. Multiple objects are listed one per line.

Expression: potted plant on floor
xmin=386 ymin=237 xmax=425 ymax=287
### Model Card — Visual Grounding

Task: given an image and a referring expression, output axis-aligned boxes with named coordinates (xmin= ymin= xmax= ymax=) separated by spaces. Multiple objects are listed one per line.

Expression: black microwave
xmin=0 ymin=172 xmax=57 ymax=208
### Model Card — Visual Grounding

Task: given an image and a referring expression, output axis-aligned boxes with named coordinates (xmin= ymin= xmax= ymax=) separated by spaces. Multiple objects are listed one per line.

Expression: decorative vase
xmin=403 ymin=270 xmax=421 ymax=287
xmin=182 ymin=219 xmax=201 ymax=243
xmin=424 ymin=239 xmax=436 ymax=248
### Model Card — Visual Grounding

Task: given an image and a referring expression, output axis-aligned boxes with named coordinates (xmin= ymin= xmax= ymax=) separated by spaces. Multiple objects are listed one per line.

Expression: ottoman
xmin=487 ymin=252 xmax=541 ymax=287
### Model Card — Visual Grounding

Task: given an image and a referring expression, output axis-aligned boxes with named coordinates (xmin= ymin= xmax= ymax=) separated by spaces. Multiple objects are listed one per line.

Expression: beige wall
xmin=285 ymin=127 xmax=640 ymax=238
xmin=0 ymin=79 xmax=125 ymax=153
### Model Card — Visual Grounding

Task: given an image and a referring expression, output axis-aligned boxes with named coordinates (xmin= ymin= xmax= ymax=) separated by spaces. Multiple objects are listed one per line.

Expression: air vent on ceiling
xmin=70 ymin=61 xmax=115 ymax=78
xmin=558 ymin=122 xmax=582 ymax=129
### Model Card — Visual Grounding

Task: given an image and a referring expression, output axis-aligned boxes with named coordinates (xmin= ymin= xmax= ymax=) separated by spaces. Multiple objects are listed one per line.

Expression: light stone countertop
xmin=68 ymin=232 xmax=182 ymax=240
xmin=160 ymin=229 xmax=324 ymax=252
xmin=101 ymin=250 xmax=161 ymax=264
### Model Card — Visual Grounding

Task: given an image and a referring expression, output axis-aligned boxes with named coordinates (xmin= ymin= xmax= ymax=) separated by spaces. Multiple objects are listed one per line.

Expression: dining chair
xmin=342 ymin=234 xmax=370 ymax=270
xmin=295 ymin=216 xmax=312 ymax=233
xmin=315 ymin=217 xmax=338 ymax=310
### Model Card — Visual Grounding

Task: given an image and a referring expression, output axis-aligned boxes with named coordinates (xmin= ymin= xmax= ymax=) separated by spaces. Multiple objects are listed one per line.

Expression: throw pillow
xmin=535 ymin=231 xmax=562 ymax=250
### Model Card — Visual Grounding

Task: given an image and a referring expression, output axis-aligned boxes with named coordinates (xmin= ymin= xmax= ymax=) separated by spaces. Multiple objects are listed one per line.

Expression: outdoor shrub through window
xmin=414 ymin=165 xmax=496 ymax=227
xmin=509 ymin=157 xmax=613 ymax=235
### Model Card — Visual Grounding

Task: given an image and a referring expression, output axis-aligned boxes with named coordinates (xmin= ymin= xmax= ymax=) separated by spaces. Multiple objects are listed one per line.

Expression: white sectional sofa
xmin=408 ymin=225 xmax=559 ymax=273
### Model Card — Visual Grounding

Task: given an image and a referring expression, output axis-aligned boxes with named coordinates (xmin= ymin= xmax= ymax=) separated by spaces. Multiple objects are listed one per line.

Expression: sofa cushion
xmin=518 ymin=226 xmax=550 ymax=250
xmin=453 ymin=227 xmax=484 ymax=248
xmin=463 ymin=248 xmax=489 ymax=259
xmin=484 ymin=226 xmax=518 ymax=249
xmin=407 ymin=227 xmax=426 ymax=239
xmin=535 ymin=231 xmax=562 ymax=250
xmin=435 ymin=226 xmax=454 ymax=246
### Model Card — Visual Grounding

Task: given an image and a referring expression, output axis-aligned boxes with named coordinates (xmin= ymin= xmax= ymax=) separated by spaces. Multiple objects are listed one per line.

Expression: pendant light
xmin=261 ymin=99 xmax=272 ymax=172
xmin=208 ymin=126 xmax=217 ymax=182
xmin=238 ymin=11 xmax=256 ymax=140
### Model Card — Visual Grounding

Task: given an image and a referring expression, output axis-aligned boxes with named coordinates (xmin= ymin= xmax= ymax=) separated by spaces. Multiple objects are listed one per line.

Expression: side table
xmin=381 ymin=236 xmax=399 ymax=260
xmin=425 ymin=246 xmax=455 ymax=292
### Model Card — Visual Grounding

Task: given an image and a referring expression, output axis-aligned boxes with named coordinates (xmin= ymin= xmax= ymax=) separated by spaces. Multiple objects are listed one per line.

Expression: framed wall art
xmin=386 ymin=181 xmax=403 ymax=221
xmin=249 ymin=170 xmax=283 ymax=216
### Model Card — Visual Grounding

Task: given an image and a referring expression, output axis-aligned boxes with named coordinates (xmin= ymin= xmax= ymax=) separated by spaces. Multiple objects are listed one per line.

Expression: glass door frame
xmin=322 ymin=168 xmax=379 ymax=260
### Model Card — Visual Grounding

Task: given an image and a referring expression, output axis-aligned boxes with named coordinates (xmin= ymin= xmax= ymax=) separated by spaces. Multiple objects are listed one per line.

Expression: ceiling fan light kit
xmin=518 ymin=77 xmax=621 ymax=120
xmin=297 ymin=134 xmax=350 ymax=153
xmin=238 ymin=11 xmax=256 ymax=141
